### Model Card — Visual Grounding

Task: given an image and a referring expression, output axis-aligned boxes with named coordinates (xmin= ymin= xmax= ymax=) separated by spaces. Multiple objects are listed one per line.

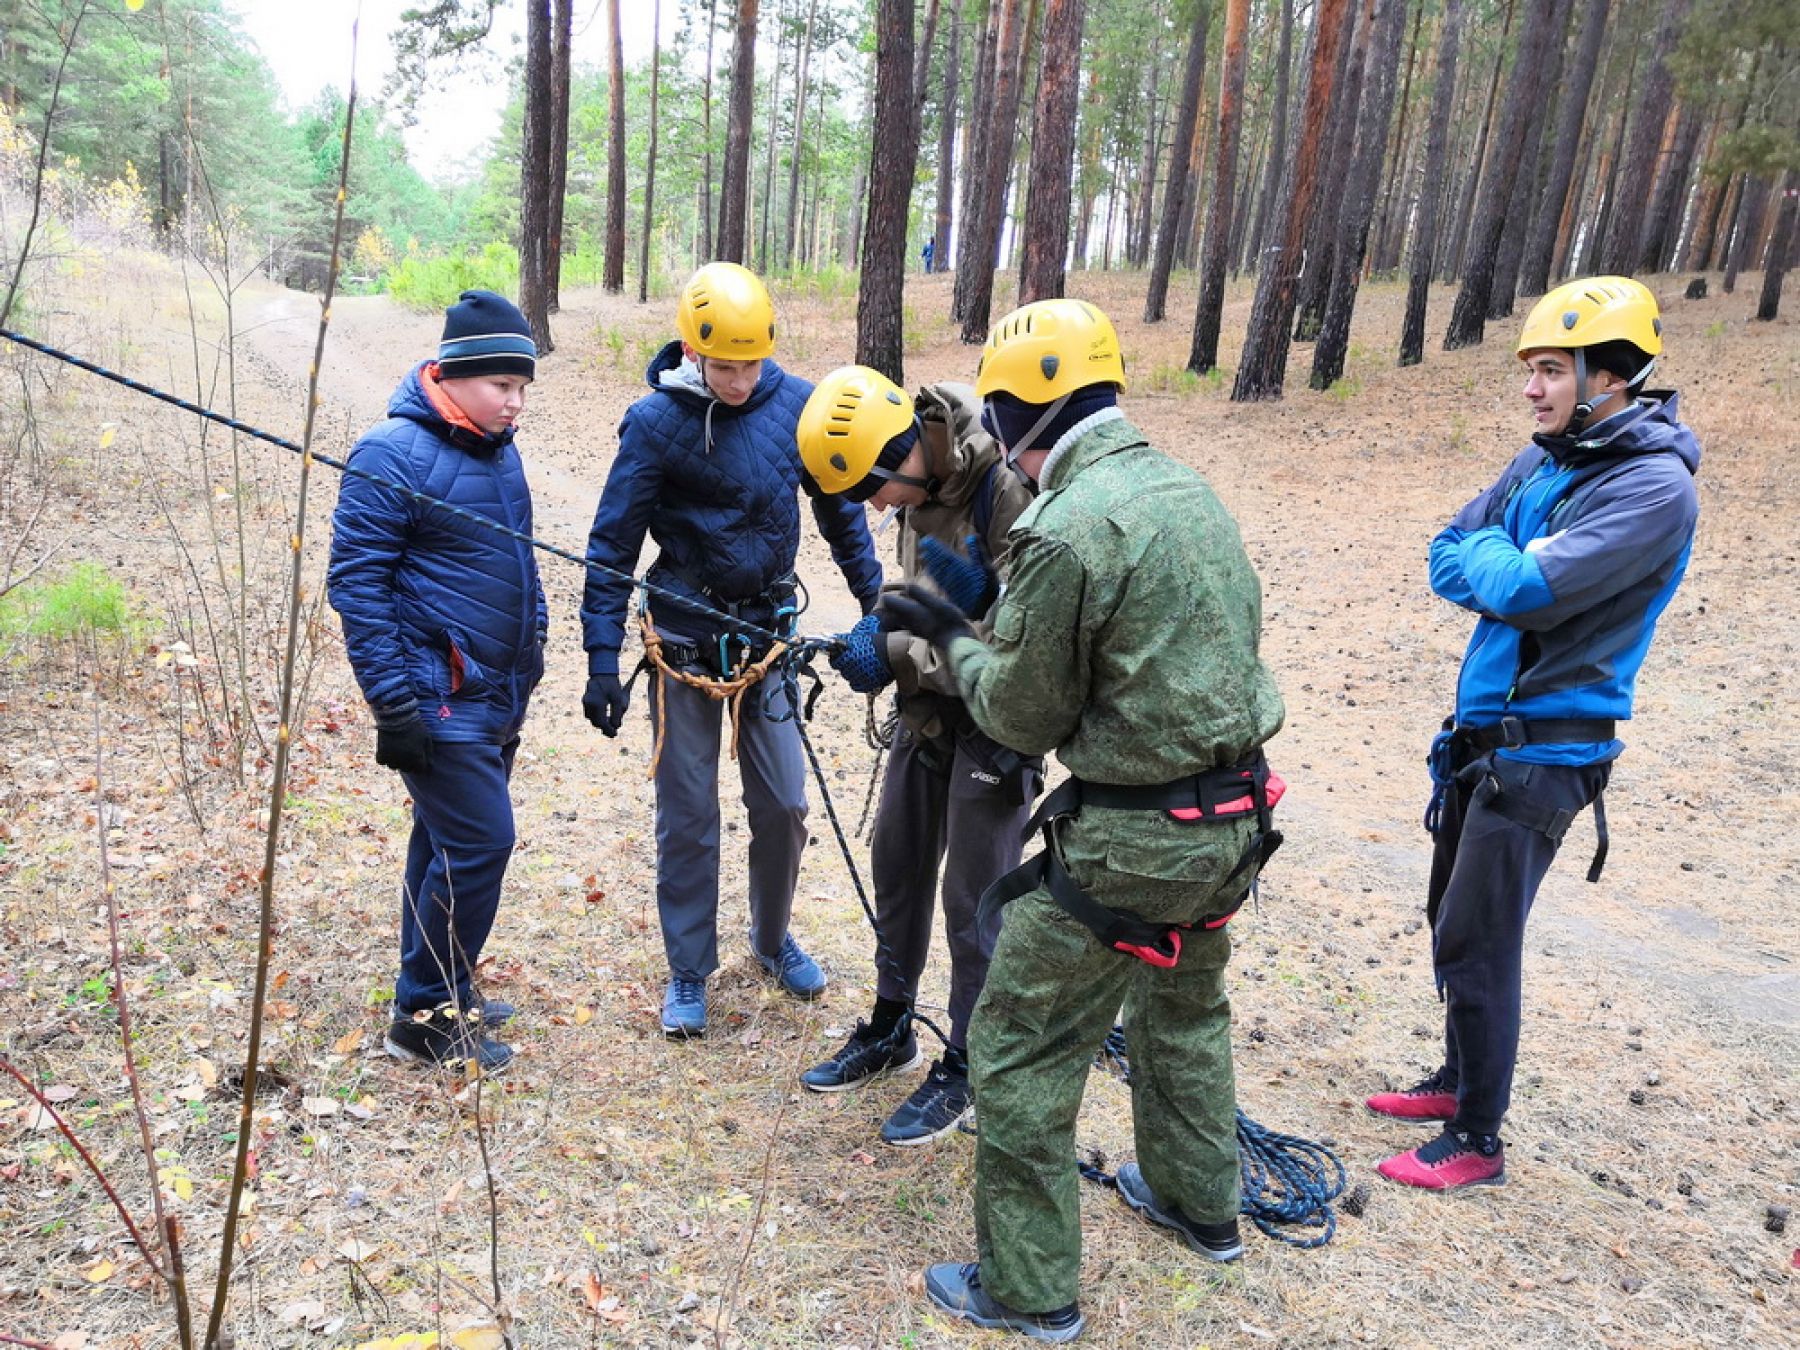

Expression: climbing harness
xmin=980 ymin=753 xmax=1286 ymax=968
xmin=637 ymin=609 xmax=793 ymax=779
xmin=1085 ymin=1025 xmax=1346 ymax=1249
xmin=1424 ymin=714 xmax=1613 ymax=882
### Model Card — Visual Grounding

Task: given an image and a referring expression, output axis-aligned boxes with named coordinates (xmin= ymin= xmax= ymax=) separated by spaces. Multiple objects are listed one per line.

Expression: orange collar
xmin=421 ymin=362 xmax=488 ymax=437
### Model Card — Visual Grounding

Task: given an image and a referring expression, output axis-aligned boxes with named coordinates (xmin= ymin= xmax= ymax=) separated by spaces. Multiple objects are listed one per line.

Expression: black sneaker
xmin=881 ymin=1049 xmax=972 ymax=1146
xmin=385 ymin=1005 xmax=514 ymax=1073
xmin=801 ymin=1020 xmax=923 ymax=1093
xmin=475 ymin=997 xmax=515 ymax=1028
xmin=1114 ymin=1162 xmax=1243 ymax=1261
xmin=924 ymin=1262 xmax=1084 ymax=1343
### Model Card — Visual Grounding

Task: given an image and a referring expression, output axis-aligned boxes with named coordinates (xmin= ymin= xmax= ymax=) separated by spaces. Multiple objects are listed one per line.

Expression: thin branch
xmin=200 ymin=26 xmax=361 ymax=1349
xmin=91 ymin=659 xmax=195 ymax=1346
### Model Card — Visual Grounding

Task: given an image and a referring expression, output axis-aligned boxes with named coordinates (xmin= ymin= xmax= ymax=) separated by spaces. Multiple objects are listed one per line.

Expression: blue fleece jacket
xmin=1429 ymin=392 xmax=1701 ymax=764
xmin=580 ymin=341 xmax=883 ymax=674
xmin=327 ymin=363 xmax=547 ymax=744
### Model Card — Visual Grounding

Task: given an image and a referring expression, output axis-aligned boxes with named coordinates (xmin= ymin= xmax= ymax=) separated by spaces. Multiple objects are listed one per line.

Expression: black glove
xmin=877 ymin=583 xmax=976 ymax=650
xmin=583 ymin=671 xmax=629 ymax=737
xmin=374 ymin=715 xmax=435 ymax=775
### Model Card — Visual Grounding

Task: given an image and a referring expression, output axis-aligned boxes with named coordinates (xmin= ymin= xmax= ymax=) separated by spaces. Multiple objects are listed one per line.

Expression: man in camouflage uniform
xmin=882 ymin=299 xmax=1285 ymax=1342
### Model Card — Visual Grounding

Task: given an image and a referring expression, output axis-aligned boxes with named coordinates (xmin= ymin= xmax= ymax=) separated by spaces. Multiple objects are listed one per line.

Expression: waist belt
xmin=980 ymin=752 xmax=1285 ymax=968
xmin=649 ymin=565 xmax=799 ymax=672
xmin=1425 ymin=716 xmax=1613 ymax=882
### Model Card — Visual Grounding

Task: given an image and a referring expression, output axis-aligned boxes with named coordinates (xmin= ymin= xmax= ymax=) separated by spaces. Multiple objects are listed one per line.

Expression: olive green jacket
xmin=947 ymin=412 xmax=1285 ymax=788
xmin=880 ymin=382 xmax=1035 ymax=738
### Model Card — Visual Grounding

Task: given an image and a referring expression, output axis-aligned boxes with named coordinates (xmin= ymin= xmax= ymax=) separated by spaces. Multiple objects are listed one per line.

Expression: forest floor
xmin=1 ymin=253 xmax=1797 ymax=1350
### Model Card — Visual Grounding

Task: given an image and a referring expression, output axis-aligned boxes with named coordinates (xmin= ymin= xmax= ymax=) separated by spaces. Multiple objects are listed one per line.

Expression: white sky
xmin=232 ymin=1 xmax=664 ymax=183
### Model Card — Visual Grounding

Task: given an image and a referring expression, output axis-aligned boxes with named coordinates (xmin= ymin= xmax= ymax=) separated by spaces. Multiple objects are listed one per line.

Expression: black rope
xmin=1084 ymin=1024 xmax=1345 ymax=1249
xmin=2 ymin=325 xmax=942 ymax=1043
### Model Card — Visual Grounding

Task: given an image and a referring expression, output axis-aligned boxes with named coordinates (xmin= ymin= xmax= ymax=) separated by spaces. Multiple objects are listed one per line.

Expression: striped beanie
xmin=438 ymin=290 xmax=536 ymax=380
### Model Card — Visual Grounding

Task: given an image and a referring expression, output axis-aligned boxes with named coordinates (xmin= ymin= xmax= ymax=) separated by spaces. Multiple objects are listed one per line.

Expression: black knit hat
xmin=439 ymin=290 xmax=536 ymax=380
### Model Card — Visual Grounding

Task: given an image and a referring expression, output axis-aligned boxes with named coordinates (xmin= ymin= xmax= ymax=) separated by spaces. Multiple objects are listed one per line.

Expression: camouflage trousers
xmin=968 ymin=811 xmax=1253 ymax=1314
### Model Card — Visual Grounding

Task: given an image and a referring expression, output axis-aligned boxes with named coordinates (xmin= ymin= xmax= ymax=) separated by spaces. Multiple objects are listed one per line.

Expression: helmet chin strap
xmin=1002 ymin=392 xmax=1073 ymax=474
xmin=1567 ymin=350 xmax=1655 ymax=437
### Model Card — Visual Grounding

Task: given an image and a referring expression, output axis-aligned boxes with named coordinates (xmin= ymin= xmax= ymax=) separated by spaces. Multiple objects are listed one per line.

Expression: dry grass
xmin=0 ymin=253 xmax=1796 ymax=1349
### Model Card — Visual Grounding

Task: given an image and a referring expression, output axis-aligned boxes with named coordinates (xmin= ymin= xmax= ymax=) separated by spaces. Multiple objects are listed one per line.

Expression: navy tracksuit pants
xmin=1427 ymin=752 xmax=1610 ymax=1136
xmin=396 ymin=739 xmax=519 ymax=1015
xmin=869 ymin=726 xmax=1029 ymax=1049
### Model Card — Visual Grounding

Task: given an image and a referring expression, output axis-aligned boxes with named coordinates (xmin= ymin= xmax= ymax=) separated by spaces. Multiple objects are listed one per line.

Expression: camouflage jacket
xmin=880 ymin=382 xmax=1035 ymax=739
xmin=947 ymin=412 xmax=1284 ymax=870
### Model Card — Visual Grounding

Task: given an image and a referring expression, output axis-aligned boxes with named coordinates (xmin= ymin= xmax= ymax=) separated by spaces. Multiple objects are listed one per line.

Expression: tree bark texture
xmin=1486 ymin=0 xmax=1572 ymax=318
xmin=547 ymin=0 xmax=572 ymax=307
xmin=1638 ymin=98 xmax=1704 ymax=273
xmin=959 ymin=0 xmax=1027 ymax=343
xmin=756 ymin=12 xmax=789 ymax=274
xmin=1310 ymin=0 xmax=1407 ymax=388
xmin=1231 ymin=0 xmax=1350 ymax=401
xmin=701 ymin=0 xmax=720 ymax=259
xmin=1189 ymin=0 xmax=1251 ymax=372
xmin=1516 ymin=0 xmax=1607 ymax=298
xmin=1369 ymin=0 xmax=1422 ymax=275
xmin=519 ymin=0 xmax=555 ymax=350
xmin=1293 ymin=0 xmax=1371 ymax=342
xmin=638 ymin=0 xmax=662 ymax=303
xmin=1398 ymin=0 xmax=1461 ymax=366
xmin=857 ymin=0 xmax=920 ymax=381
xmin=717 ymin=0 xmax=759 ymax=264
xmin=604 ymin=0 xmax=627 ymax=292
xmin=1145 ymin=1 xmax=1211 ymax=322
xmin=1018 ymin=0 xmax=1089 ymax=304
xmin=783 ymin=0 xmax=820 ymax=270
xmin=1442 ymin=0 xmax=1562 ymax=350
xmin=1600 ymin=0 xmax=1691 ymax=275
xmin=952 ymin=0 xmax=1002 ymax=319
xmin=1244 ymin=0 xmax=1294 ymax=274
xmin=1756 ymin=173 xmax=1797 ymax=321
xmin=1723 ymin=174 xmax=1769 ymax=294
xmin=1440 ymin=0 xmax=1514 ymax=282
xmin=933 ymin=0 xmax=963 ymax=272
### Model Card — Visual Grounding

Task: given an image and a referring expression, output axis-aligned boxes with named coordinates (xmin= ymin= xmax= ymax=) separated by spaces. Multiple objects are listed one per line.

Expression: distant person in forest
xmin=328 ymin=289 xmax=544 ymax=1073
xmin=881 ymin=298 xmax=1286 ymax=1342
xmin=1368 ymin=275 xmax=1700 ymax=1190
xmin=579 ymin=261 xmax=882 ymax=1039
xmin=921 ymin=237 xmax=936 ymax=273
xmin=795 ymin=364 xmax=1038 ymax=1147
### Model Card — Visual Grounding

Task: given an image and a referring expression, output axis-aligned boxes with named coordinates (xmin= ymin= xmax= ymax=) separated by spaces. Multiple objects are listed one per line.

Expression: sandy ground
xmin=2 ymin=256 xmax=1797 ymax=1348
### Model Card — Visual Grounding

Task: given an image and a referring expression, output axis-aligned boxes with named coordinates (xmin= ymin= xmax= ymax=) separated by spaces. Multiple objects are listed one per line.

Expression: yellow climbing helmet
xmin=1516 ymin=276 xmax=1663 ymax=360
xmin=797 ymin=365 xmax=917 ymax=496
xmin=975 ymin=298 xmax=1127 ymax=402
xmin=677 ymin=261 xmax=777 ymax=359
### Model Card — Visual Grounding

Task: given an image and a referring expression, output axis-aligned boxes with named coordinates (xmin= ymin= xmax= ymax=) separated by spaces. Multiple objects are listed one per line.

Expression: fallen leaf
xmin=84 ymin=1258 xmax=115 ymax=1283
xmin=25 ymin=1102 xmax=58 ymax=1131
xmin=449 ymin=1326 xmax=506 ymax=1350
xmin=194 ymin=1059 xmax=218 ymax=1087
xmin=301 ymin=1096 xmax=340 ymax=1117
xmin=42 ymin=1084 xmax=79 ymax=1103
xmin=849 ymin=1149 xmax=876 ymax=1166
xmin=574 ymin=1005 xmax=594 ymax=1026
xmin=273 ymin=970 xmax=291 ymax=992
xmin=279 ymin=1299 xmax=326 ymax=1327
xmin=583 ymin=1270 xmax=605 ymax=1311
xmin=173 ymin=1082 xmax=207 ymax=1103
xmin=333 ymin=1026 xmax=366 ymax=1055
xmin=338 ymin=1238 xmax=377 ymax=1263
xmin=52 ymin=1333 xmax=87 ymax=1350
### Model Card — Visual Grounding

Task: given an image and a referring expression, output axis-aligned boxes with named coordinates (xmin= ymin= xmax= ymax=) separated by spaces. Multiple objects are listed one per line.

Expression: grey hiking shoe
xmin=924 ymin=1262 xmax=1084 ymax=1343
xmin=1115 ymin=1162 xmax=1243 ymax=1260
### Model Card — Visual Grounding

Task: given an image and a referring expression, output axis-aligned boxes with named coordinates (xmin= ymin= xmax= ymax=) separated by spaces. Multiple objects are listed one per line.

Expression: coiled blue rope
xmin=1084 ymin=1024 xmax=1345 ymax=1249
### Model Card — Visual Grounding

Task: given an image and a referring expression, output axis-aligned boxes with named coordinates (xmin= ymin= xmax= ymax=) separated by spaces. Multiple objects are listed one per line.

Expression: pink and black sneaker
xmin=1365 ymin=1069 xmax=1458 ymax=1124
xmin=1377 ymin=1128 xmax=1505 ymax=1190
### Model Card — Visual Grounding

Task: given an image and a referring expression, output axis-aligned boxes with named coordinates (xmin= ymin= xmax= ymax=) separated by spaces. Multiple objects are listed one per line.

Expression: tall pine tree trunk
xmin=1018 ymin=0 xmax=1088 ymax=303
xmin=933 ymin=1 xmax=963 ymax=273
xmin=1189 ymin=0 xmax=1250 ymax=372
xmin=783 ymin=0 xmax=820 ymax=270
xmin=1294 ymin=0 xmax=1371 ymax=342
xmin=1755 ymin=173 xmax=1797 ymax=321
xmin=639 ymin=0 xmax=662 ymax=302
xmin=1486 ymin=0 xmax=1572 ymax=318
xmin=1600 ymin=0 xmax=1691 ymax=275
xmin=1723 ymin=174 xmax=1770 ymax=294
xmin=1443 ymin=0 xmax=1562 ymax=349
xmin=1369 ymin=0 xmax=1422 ymax=276
xmin=548 ymin=0 xmax=572 ymax=307
xmin=603 ymin=0 xmax=627 ymax=292
xmin=1245 ymin=0 xmax=1294 ymax=275
xmin=1311 ymin=0 xmax=1407 ymax=388
xmin=701 ymin=0 xmax=720 ymax=259
xmin=519 ymin=0 xmax=555 ymax=350
xmin=857 ymin=0 xmax=919 ymax=381
xmin=1440 ymin=0 xmax=1514 ymax=282
xmin=718 ymin=0 xmax=759 ymax=264
xmin=1639 ymin=98 xmax=1703 ymax=272
xmin=757 ymin=8 xmax=790 ymax=274
xmin=1231 ymin=0 xmax=1351 ymax=401
xmin=953 ymin=1 xmax=1002 ymax=319
xmin=1145 ymin=2 xmax=1211 ymax=322
xmin=1516 ymin=0 xmax=1607 ymax=297
xmin=1397 ymin=0 xmax=1461 ymax=365
xmin=959 ymin=0 xmax=1027 ymax=343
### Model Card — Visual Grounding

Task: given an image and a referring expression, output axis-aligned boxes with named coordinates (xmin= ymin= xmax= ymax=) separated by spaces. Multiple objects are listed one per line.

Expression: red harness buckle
xmin=1167 ymin=770 xmax=1288 ymax=822
xmin=1114 ymin=928 xmax=1183 ymax=969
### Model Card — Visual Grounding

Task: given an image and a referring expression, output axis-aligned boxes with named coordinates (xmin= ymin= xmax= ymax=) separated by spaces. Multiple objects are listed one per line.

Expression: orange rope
xmin=639 ymin=611 xmax=789 ymax=779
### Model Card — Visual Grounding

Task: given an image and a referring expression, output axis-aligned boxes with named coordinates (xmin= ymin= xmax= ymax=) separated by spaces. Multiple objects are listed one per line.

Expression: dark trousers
xmin=869 ymin=727 xmax=1029 ymax=1049
xmin=648 ymin=671 xmax=809 ymax=981
xmin=1427 ymin=753 xmax=1610 ymax=1135
xmin=397 ymin=738 xmax=519 ymax=1014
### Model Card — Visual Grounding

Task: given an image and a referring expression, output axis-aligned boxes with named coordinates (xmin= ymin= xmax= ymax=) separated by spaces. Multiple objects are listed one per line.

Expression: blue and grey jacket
xmin=328 ymin=363 xmax=547 ymax=745
xmin=581 ymin=340 xmax=882 ymax=674
xmin=1428 ymin=392 xmax=1700 ymax=764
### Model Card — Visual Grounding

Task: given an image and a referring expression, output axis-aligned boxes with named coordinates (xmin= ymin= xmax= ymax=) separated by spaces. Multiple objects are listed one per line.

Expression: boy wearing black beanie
xmin=328 ymin=289 xmax=544 ymax=1072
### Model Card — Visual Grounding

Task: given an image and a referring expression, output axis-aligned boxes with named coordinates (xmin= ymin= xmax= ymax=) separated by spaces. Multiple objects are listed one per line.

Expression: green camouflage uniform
xmin=945 ymin=412 xmax=1285 ymax=1314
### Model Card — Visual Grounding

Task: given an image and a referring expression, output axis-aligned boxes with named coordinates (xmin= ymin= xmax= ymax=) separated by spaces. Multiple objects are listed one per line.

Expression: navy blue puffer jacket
xmin=581 ymin=341 xmax=882 ymax=674
xmin=328 ymin=363 xmax=547 ymax=744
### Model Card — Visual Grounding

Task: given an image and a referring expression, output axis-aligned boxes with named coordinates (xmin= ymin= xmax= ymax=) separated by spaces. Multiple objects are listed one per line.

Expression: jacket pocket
xmin=440 ymin=628 xmax=490 ymax=697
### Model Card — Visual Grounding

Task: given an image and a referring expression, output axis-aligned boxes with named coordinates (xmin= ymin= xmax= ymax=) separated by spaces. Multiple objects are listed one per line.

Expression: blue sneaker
xmin=661 ymin=977 xmax=707 ymax=1038
xmin=753 ymin=934 xmax=828 ymax=1000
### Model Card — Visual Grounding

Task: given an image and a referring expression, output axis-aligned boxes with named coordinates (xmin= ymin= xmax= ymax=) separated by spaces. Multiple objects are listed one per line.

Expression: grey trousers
xmin=649 ymin=670 xmax=810 ymax=981
xmin=870 ymin=726 xmax=1029 ymax=1048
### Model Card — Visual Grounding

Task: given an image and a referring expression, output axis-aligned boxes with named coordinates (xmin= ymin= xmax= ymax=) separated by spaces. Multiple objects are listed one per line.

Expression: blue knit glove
xmin=828 ymin=614 xmax=894 ymax=694
xmin=919 ymin=534 xmax=998 ymax=618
